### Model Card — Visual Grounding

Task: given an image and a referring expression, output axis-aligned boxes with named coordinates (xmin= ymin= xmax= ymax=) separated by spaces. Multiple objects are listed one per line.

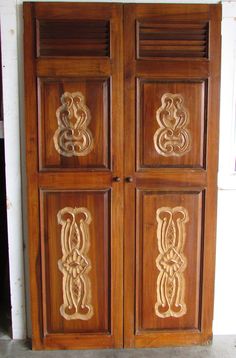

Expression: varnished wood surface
xmin=36 ymin=58 xmax=111 ymax=77
xmin=137 ymin=21 xmax=209 ymax=59
xmin=38 ymin=77 xmax=110 ymax=170
xmin=124 ymin=3 xmax=221 ymax=348
xmin=138 ymin=79 xmax=206 ymax=169
xmin=24 ymin=2 xmax=124 ymax=350
xmin=136 ymin=189 xmax=203 ymax=331
xmin=37 ymin=19 xmax=110 ymax=57
xmin=41 ymin=190 xmax=110 ymax=334
xmin=24 ymin=2 xmax=221 ymax=350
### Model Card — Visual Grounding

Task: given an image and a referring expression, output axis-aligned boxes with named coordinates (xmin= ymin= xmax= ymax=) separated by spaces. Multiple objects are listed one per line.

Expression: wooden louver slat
xmin=37 ymin=19 xmax=110 ymax=57
xmin=138 ymin=21 xmax=209 ymax=59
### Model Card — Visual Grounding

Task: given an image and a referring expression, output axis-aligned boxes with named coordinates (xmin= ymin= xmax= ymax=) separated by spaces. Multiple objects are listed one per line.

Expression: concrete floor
xmin=0 ymin=336 xmax=235 ymax=358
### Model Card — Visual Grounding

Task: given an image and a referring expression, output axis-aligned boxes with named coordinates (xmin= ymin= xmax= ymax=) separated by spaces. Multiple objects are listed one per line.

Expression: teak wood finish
xmin=124 ymin=4 xmax=221 ymax=348
xmin=24 ymin=2 xmax=221 ymax=350
xmin=24 ymin=2 xmax=124 ymax=350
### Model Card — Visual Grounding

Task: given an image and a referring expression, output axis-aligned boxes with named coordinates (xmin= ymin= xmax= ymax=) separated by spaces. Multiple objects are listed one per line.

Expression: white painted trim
xmin=0 ymin=1 xmax=26 ymax=339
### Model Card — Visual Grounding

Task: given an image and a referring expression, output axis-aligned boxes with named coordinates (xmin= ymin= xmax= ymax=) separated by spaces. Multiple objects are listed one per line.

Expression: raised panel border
xmin=136 ymin=78 xmax=208 ymax=171
xmin=135 ymin=187 xmax=205 ymax=334
xmin=39 ymin=188 xmax=112 ymax=337
xmin=37 ymin=77 xmax=111 ymax=172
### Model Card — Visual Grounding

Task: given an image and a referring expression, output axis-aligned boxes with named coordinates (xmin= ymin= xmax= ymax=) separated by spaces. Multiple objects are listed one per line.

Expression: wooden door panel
xmin=38 ymin=77 xmax=110 ymax=170
xmin=136 ymin=189 xmax=203 ymax=332
xmin=24 ymin=2 xmax=123 ymax=350
xmin=41 ymin=190 xmax=110 ymax=334
xmin=124 ymin=3 xmax=221 ymax=348
xmin=137 ymin=79 xmax=207 ymax=169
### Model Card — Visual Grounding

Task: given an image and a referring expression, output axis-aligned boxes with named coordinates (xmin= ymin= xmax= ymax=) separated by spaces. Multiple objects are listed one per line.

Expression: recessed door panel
xmin=138 ymin=80 xmax=206 ymax=169
xmin=38 ymin=78 xmax=110 ymax=170
xmin=136 ymin=189 xmax=203 ymax=332
xmin=41 ymin=190 xmax=110 ymax=334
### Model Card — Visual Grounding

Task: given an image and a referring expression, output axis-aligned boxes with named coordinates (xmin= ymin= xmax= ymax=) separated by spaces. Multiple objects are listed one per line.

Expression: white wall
xmin=0 ymin=0 xmax=26 ymax=339
xmin=1 ymin=0 xmax=236 ymax=339
xmin=214 ymin=191 xmax=236 ymax=334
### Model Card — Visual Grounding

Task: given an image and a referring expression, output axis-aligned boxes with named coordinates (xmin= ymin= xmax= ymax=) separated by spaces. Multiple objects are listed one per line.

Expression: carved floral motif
xmin=57 ymin=207 xmax=94 ymax=321
xmin=155 ymin=206 xmax=188 ymax=318
xmin=154 ymin=93 xmax=191 ymax=157
xmin=53 ymin=91 xmax=93 ymax=157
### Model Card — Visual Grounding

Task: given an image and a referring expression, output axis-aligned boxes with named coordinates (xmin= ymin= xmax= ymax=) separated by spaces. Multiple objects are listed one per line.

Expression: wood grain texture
xmin=57 ymin=206 xmax=94 ymax=322
xmin=137 ymin=79 xmax=206 ymax=169
xmin=36 ymin=58 xmax=111 ymax=77
xmin=136 ymin=190 xmax=203 ymax=331
xmin=38 ymin=78 xmax=110 ymax=170
xmin=41 ymin=191 xmax=110 ymax=334
xmin=24 ymin=2 xmax=124 ymax=350
xmin=24 ymin=2 xmax=220 ymax=350
xmin=53 ymin=91 xmax=94 ymax=158
xmin=137 ymin=21 xmax=209 ymax=59
xmin=124 ymin=3 xmax=221 ymax=348
xmin=153 ymin=93 xmax=192 ymax=157
xmin=37 ymin=19 xmax=110 ymax=57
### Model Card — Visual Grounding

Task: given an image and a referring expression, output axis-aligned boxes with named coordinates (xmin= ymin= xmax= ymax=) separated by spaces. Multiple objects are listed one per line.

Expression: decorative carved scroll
xmin=154 ymin=93 xmax=191 ymax=157
xmin=57 ymin=207 xmax=94 ymax=321
xmin=53 ymin=91 xmax=93 ymax=157
xmin=155 ymin=206 xmax=188 ymax=318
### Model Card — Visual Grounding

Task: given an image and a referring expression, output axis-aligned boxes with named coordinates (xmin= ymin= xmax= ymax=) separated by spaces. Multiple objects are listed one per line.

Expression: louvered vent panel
xmin=37 ymin=20 xmax=110 ymax=57
xmin=138 ymin=22 xmax=209 ymax=59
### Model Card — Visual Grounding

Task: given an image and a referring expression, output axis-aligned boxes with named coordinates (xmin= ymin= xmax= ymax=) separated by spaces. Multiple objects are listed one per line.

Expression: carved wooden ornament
xmin=154 ymin=93 xmax=191 ymax=157
xmin=57 ymin=207 xmax=94 ymax=321
xmin=155 ymin=206 xmax=188 ymax=318
xmin=53 ymin=91 xmax=94 ymax=157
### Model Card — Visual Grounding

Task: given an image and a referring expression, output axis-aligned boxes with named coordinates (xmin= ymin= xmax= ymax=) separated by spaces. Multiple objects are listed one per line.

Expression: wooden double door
xmin=24 ymin=2 xmax=221 ymax=350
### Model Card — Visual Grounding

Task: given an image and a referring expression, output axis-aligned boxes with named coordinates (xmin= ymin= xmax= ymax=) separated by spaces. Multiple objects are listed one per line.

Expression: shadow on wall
xmin=0 ymin=37 xmax=11 ymax=339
